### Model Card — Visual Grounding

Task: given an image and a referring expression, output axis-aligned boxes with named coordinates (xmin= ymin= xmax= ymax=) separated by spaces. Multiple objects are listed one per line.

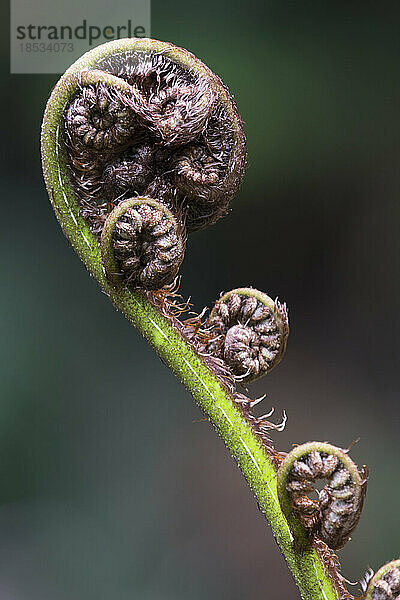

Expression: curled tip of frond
xmin=64 ymin=44 xmax=247 ymax=242
xmin=100 ymin=196 xmax=186 ymax=290
xmin=364 ymin=559 xmax=400 ymax=600
xmin=203 ymin=287 xmax=289 ymax=384
xmin=277 ymin=441 xmax=367 ymax=551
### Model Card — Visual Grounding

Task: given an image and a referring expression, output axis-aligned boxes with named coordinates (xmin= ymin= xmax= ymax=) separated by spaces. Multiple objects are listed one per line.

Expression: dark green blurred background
xmin=1 ymin=2 xmax=399 ymax=599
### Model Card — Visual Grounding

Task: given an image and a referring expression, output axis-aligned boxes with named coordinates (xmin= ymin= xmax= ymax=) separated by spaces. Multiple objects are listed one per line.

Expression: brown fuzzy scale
xmin=283 ymin=448 xmax=367 ymax=550
xmin=95 ymin=49 xmax=194 ymax=92
xmin=103 ymin=144 xmax=154 ymax=201
xmin=68 ymin=148 xmax=104 ymax=202
xmin=109 ymin=201 xmax=186 ymax=290
xmin=313 ymin=539 xmax=355 ymax=600
xmin=65 ymin=147 xmax=109 ymax=234
xmin=142 ymin=175 xmax=178 ymax=212
xmin=204 ymin=291 xmax=289 ymax=383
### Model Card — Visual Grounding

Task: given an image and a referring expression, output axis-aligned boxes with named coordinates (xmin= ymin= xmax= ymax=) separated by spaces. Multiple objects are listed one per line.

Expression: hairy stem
xmin=41 ymin=38 xmax=340 ymax=600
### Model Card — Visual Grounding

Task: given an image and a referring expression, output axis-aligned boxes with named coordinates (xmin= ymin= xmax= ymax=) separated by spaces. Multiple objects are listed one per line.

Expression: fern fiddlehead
xmin=41 ymin=37 xmax=395 ymax=600
xmin=363 ymin=560 xmax=400 ymax=600
xmin=204 ymin=288 xmax=289 ymax=383
xmin=100 ymin=197 xmax=186 ymax=289
xmin=277 ymin=442 xmax=368 ymax=550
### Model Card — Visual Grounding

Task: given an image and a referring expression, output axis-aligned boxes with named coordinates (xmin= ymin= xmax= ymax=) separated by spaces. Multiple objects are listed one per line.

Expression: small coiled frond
xmin=100 ymin=197 xmax=185 ymax=290
xmin=277 ymin=441 xmax=368 ymax=550
xmin=204 ymin=288 xmax=289 ymax=383
xmin=364 ymin=560 xmax=400 ymax=600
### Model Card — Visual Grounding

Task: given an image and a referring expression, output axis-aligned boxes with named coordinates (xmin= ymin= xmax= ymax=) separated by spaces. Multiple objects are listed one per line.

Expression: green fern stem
xmin=41 ymin=38 xmax=340 ymax=600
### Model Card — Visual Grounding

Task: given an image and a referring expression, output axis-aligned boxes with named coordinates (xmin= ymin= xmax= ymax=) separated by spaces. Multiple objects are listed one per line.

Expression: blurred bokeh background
xmin=1 ymin=2 xmax=399 ymax=598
